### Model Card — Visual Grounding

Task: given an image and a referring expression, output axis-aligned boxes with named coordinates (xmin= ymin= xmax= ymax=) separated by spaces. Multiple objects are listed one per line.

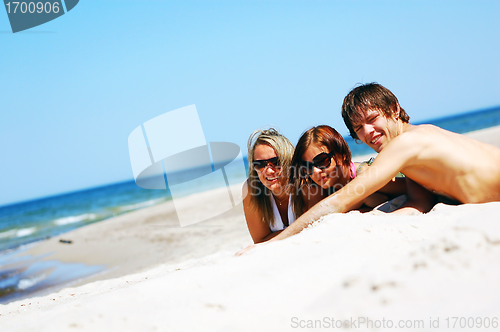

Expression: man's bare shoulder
xmin=383 ymin=124 xmax=435 ymax=152
xmin=373 ymin=124 xmax=444 ymax=169
xmin=402 ymin=123 xmax=444 ymax=138
xmin=395 ymin=124 xmax=449 ymax=148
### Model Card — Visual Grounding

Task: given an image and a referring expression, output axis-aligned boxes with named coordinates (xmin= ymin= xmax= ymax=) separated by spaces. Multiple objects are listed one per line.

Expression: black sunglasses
xmin=252 ymin=157 xmax=280 ymax=171
xmin=302 ymin=151 xmax=334 ymax=175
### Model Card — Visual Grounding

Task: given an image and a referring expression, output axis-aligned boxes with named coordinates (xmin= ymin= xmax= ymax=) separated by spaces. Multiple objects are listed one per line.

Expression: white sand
xmin=1 ymin=126 xmax=500 ymax=331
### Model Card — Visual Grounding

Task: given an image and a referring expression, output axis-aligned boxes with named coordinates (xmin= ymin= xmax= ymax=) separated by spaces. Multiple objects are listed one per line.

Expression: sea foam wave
xmin=118 ymin=198 xmax=164 ymax=212
xmin=16 ymin=227 xmax=37 ymax=237
xmin=0 ymin=229 xmax=17 ymax=239
xmin=0 ymin=227 xmax=37 ymax=239
xmin=18 ymin=273 xmax=47 ymax=290
xmin=53 ymin=213 xmax=97 ymax=226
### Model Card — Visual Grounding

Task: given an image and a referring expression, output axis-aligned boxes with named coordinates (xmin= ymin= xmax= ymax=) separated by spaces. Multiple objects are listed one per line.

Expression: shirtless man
xmin=237 ymin=83 xmax=500 ymax=252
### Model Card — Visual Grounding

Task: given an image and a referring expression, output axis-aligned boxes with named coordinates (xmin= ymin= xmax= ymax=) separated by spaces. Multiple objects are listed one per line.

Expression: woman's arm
xmin=242 ymin=181 xmax=277 ymax=243
xmin=270 ymin=136 xmax=418 ymax=242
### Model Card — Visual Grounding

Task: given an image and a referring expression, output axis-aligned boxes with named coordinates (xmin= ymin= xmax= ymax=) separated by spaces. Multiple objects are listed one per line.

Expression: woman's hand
xmin=234 ymin=243 xmax=258 ymax=256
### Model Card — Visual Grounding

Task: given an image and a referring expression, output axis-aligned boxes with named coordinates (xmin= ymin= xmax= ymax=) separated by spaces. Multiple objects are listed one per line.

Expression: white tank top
xmin=269 ymin=195 xmax=296 ymax=232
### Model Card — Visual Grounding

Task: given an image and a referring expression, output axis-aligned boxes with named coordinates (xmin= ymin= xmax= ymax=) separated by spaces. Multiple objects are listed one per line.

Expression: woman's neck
xmin=272 ymin=192 xmax=288 ymax=205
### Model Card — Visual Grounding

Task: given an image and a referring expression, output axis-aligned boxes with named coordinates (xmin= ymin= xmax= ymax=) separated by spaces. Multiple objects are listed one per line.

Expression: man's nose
xmin=360 ymin=124 xmax=374 ymax=139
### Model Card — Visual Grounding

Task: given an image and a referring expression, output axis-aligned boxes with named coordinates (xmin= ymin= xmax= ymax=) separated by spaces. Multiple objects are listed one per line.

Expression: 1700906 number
xmin=445 ymin=317 xmax=498 ymax=329
xmin=5 ymin=2 xmax=60 ymax=14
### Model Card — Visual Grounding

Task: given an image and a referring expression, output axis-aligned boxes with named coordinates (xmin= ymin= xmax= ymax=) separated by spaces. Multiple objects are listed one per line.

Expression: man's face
xmin=352 ymin=108 xmax=399 ymax=153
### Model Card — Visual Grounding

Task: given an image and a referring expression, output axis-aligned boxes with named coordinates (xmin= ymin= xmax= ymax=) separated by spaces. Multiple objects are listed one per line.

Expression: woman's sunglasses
xmin=252 ymin=157 xmax=280 ymax=171
xmin=302 ymin=151 xmax=334 ymax=175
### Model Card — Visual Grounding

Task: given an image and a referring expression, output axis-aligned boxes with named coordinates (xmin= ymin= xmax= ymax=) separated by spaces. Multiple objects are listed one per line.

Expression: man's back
xmin=381 ymin=124 xmax=500 ymax=203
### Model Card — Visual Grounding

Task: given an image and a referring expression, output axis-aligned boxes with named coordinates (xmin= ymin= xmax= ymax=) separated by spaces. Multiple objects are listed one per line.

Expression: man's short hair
xmin=341 ymin=83 xmax=410 ymax=139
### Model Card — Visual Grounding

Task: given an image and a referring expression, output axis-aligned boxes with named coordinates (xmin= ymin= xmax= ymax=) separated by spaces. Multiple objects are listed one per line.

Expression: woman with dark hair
xmin=289 ymin=125 xmax=395 ymax=216
xmin=242 ymin=128 xmax=296 ymax=243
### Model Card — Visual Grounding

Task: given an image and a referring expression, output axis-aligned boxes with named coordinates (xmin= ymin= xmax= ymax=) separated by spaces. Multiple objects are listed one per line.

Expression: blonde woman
xmin=242 ymin=128 xmax=295 ymax=243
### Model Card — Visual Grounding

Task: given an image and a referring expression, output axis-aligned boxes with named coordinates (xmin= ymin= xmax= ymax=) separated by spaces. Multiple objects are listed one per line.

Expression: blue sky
xmin=1 ymin=0 xmax=499 ymax=206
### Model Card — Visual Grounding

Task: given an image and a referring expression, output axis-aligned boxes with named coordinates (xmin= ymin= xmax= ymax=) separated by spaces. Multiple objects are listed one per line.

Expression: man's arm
xmin=271 ymin=134 xmax=420 ymax=242
xmin=271 ymin=158 xmax=401 ymax=241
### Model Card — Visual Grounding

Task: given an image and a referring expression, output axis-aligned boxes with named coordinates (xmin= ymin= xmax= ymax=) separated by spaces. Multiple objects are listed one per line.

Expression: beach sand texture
xmin=1 ymin=126 xmax=500 ymax=331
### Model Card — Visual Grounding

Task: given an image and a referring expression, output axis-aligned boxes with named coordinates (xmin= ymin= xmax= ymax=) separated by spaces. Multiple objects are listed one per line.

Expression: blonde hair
xmin=247 ymin=128 xmax=295 ymax=228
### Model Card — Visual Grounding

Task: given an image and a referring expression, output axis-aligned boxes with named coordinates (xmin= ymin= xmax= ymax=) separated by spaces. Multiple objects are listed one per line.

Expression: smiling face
xmin=253 ymin=144 xmax=284 ymax=195
xmin=341 ymin=83 xmax=410 ymax=145
xmin=301 ymin=143 xmax=349 ymax=190
xmin=351 ymin=108 xmax=400 ymax=153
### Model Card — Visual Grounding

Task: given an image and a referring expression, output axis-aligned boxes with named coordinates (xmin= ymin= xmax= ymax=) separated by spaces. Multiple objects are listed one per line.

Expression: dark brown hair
xmin=342 ymin=83 xmax=410 ymax=139
xmin=288 ymin=125 xmax=351 ymax=217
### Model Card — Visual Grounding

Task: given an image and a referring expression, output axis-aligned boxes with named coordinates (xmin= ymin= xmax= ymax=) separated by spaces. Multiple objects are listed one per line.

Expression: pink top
xmin=350 ymin=161 xmax=356 ymax=179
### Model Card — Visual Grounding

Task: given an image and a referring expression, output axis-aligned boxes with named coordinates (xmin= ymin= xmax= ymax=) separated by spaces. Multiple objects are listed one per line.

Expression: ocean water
xmin=0 ymin=105 xmax=499 ymax=304
xmin=0 ymin=159 xmax=248 ymax=303
xmin=0 ymin=160 xmax=248 ymax=253
xmin=0 ymin=180 xmax=175 ymax=254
